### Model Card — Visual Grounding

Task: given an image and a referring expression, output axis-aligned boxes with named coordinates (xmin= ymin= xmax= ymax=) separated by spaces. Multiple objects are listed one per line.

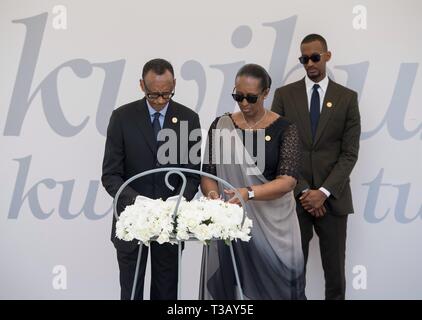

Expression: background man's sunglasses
xmin=298 ymin=53 xmax=326 ymax=65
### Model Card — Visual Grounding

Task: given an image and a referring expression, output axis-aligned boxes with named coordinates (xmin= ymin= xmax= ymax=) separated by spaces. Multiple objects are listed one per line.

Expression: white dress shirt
xmin=146 ymin=100 xmax=169 ymax=128
xmin=303 ymin=75 xmax=331 ymax=198
xmin=305 ymin=75 xmax=329 ymax=112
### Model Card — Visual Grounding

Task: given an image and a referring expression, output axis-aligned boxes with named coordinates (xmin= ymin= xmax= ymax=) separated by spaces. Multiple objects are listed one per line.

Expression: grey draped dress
xmin=200 ymin=113 xmax=305 ymax=300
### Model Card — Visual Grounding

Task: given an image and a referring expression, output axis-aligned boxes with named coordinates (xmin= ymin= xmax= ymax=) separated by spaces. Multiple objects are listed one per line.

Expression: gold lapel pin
xmin=326 ymin=102 xmax=333 ymax=108
xmin=172 ymin=117 xmax=178 ymax=123
xmin=265 ymin=135 xmax=271 ymax=141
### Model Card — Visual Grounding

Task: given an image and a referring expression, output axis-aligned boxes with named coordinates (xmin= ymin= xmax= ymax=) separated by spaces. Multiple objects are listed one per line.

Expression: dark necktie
xmin=310 ymin=83 xmax=320 ymax=140
xmin=152 ymin=112 xmax=161 ymax=141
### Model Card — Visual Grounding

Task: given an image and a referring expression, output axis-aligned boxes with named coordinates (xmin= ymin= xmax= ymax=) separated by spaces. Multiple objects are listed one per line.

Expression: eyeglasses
xmin=298 ymin=53 xmax=326 ymax=65
xmin=143 ymin=82 xmax=175 ymax=100
xmin=231 ymin=87 xmax=263 ymax=104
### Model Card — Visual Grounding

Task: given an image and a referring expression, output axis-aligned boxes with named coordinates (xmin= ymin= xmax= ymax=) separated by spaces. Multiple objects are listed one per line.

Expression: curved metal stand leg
xmin=113 ymin=168 xmax=249 ymax=301
xmin=177 ymin=241 xmax=182 ymax=300
xmin=130 ymin=244 xmax=143 ymax=300
xmin=229 ymin=242 xmax=244 ymax=300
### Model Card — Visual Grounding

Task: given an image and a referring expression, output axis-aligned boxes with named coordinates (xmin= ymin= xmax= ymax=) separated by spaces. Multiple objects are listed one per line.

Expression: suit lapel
xmin=313 ymin=79 xmax=340 ymax=145
xmin=134 ymin=98 xmax=157 ymax=153
xmin=293 ymin=79 xmax=313 ymax=146
xmin=162 ymin=100 xmax=177 ymax=131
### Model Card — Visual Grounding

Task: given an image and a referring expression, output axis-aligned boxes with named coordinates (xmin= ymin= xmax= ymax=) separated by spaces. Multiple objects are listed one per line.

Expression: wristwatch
xmin=246 ymin=186 xmax=255 ymax=200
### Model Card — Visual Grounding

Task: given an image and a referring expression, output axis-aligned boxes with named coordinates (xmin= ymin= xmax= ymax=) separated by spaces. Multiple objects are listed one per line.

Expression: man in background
xmin=271 ymin=34 xmax=361 ymax=299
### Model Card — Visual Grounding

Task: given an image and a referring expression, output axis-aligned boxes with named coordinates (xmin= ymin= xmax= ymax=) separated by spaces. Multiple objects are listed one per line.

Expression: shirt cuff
xmin=319 ymin=187 xmax=331 ymax=198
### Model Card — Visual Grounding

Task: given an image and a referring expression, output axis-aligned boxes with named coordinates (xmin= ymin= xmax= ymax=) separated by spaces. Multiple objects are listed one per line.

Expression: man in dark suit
xmin=102 ymin=58 xmax=201 ymax=300
xmin=271 ymin=34 xmax=361 ymax=299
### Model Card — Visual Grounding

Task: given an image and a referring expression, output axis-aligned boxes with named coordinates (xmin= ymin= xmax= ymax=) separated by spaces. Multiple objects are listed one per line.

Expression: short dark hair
xmin=235 ymin=64 xmax=272 ymax=91
xmin=301 ymin=34 xmax=328 ymax=51
xmin=142 ymin=58 xmax=174 ymax=79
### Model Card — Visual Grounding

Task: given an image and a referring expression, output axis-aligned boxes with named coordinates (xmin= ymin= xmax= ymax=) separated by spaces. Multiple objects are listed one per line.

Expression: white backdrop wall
xmin=1 ymin=0 xmax=421 ymax=299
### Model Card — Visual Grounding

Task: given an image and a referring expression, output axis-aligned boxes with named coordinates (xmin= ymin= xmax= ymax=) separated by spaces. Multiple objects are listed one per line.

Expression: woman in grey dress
xmin=200 ymin=64 xmax=305 ymax=300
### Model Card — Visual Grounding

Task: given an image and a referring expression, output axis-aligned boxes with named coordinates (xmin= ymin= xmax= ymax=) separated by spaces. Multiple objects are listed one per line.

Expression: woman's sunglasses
xmin=231 ymin=93 xmax=259 ymax=104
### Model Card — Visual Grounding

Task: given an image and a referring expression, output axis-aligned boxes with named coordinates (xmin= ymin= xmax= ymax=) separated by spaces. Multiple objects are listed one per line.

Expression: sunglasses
xmin=232 ymin=93 xmax=259 ymax=104
xmin=232 ymin=85 xmax=265 ymax=104
xmin=298 ymin=53 xmax=326 ymax=65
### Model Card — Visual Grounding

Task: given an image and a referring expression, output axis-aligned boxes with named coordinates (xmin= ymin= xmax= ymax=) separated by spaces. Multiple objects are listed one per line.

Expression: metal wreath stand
xmin=113 ymin=167 xmax=247 ymax=300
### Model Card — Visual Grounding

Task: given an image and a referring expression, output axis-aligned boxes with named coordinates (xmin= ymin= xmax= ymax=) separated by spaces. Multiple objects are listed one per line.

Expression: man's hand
xmin=308 ymin=205 xmax=327 ymax=218
xmin=224 ymin=188 xmax=248 ymax=206
xmin=300 ymin=190 xmax=328 ymax=217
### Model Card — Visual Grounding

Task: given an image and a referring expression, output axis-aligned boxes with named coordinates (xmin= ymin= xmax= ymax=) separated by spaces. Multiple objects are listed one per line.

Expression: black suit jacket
xmin=102 ymin=98 xmax=201 ymax=249
xmin=271 ymin=78 xmax=361 ymax=215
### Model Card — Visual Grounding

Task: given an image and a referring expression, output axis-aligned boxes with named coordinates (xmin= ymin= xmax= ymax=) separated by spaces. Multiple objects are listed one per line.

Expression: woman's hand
xmin=224 ymin=188 xmax=248 ymax=206
xmin=207 ymin=190 xmax=220 ymax=200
